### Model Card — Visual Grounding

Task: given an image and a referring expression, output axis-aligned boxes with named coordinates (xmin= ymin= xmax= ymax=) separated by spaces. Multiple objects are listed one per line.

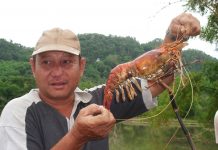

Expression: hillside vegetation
xmin=0 ymin=35 xmax=217 ymax=123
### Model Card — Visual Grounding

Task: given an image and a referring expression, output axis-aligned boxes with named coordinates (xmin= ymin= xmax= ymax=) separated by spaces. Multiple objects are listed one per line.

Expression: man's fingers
xmin=72 ymin=104 xmax=116 ymax=142
xmin=169 ymin=13 xmax=201 ymax=38
xmin=79 ymin=104 xmax=115 ymax=126
xmin=89 ymin=106 xmax=115 ymax=126
xmin=80 ymin=104 xmax=102 ymax=116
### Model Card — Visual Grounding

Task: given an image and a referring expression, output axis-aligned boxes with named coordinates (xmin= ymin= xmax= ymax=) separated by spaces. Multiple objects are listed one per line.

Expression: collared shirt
xmin=0 ymin=80 xmax=157 ymax=150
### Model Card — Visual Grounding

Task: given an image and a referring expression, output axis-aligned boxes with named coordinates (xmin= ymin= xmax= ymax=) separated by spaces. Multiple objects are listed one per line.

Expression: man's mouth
xmin=50 ymin=81 xmax=67 ymax=89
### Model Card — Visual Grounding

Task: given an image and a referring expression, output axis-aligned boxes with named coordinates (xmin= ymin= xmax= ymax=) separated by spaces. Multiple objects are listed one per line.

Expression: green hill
xmin=0 ymin=38 xmax=32 ymax=61
xmin=0 ymin=34 xmax=216 ymax=86
xmin=0 ymin=34 xmax=217 ymax=122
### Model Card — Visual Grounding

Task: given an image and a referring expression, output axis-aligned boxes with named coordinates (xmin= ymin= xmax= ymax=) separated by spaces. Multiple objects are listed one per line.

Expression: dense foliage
xmin=78 ymin=34 xmax=145 ymax=87
xmin=0 ymin=60 xmax=35 ymax=111
xmin=0 ymin=39 xmax=32 ymax=61
xmin=0 ymin=35 xmax=217 ymax=125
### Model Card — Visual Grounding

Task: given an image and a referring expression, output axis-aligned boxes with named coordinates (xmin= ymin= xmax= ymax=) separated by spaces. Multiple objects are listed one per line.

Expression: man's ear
xmin=29 ymin=57 xmax=36 ymax=78
xmin=79 ymin=57 xmax=86 ymax=77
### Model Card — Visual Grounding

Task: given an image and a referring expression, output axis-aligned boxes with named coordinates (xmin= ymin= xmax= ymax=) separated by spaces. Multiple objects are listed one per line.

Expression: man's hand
xmin=164 ymin=13 xmax=201 ymax=43
xmin=70 ymin=104 xmax=115 ymax=143
xmin=153 ymin=13 xmax=200 ymax=97
xmin=51 ymin=104 xmax=115 ymax=150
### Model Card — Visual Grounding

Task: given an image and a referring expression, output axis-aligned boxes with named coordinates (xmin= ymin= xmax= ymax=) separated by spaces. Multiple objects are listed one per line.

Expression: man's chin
xmin=47 ymin=90 xmax=72 ymax=100
xmin=48 ymin=94 xmax=71 ymax=101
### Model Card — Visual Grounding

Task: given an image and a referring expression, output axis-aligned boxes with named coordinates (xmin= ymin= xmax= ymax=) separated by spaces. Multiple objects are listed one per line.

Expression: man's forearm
xmin=51 ymin=132 xmax=85 ymax=150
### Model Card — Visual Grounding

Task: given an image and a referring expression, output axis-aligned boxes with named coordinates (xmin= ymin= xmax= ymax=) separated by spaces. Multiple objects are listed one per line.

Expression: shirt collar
xmin=74 ymin=87 xmax=92 ymax=103
xmin=30 ymin=88 xmax=92 ymax=104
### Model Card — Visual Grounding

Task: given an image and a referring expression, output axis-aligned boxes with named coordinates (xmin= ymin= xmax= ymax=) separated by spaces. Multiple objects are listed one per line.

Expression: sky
xmin=0 ymin=0 xmax=218 ymax=59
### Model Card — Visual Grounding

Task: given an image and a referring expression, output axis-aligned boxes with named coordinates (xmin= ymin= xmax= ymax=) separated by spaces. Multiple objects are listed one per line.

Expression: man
xmin=0 ymin=13 xmax=200 ymax=150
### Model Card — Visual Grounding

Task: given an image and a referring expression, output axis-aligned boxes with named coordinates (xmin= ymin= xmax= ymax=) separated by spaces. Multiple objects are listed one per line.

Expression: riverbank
xmin=121 ymin=118 xmax=213 ymax=128
xmin=110 ymin=120 xmax=217 ymax=150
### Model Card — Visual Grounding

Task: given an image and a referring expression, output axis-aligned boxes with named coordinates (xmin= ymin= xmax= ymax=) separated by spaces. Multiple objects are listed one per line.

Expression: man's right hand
xmin=51 ymin=104 xmax=115 ymax=150
xmin=70 ymin=104 xmax=115 ymax=143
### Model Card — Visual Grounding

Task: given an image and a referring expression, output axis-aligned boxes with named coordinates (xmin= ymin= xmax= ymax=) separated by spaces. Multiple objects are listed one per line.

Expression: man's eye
xmin=63 ymin=60 xmax=73 ymax=64
xmin=42 ymin=60 xmax=51 ymax=65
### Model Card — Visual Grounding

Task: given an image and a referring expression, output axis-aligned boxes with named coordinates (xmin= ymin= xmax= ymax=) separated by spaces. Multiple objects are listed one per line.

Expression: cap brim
xmin=32 ymin=44 xmax=80 ymax=56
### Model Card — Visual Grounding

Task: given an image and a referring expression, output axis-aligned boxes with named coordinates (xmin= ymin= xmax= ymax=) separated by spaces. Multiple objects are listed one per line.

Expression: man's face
xmin=30 ymin=51 xmax=86 ymax=101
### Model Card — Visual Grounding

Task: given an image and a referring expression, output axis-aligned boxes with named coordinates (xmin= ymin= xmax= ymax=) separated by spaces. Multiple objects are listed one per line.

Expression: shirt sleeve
xmin=0 ymin=100 xmax=27 ymax=150
xmin=214 ymin=111 xmax=218 ymax=144
xmin=141 ymin=79 xmax=158 ymax=109
xmin=0 ymin=126 xmax=27 ymax=150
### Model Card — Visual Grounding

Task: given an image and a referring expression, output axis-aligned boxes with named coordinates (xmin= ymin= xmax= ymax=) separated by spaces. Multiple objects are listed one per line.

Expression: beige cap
xmin=32 ymin=28 xmax=81 ymax=56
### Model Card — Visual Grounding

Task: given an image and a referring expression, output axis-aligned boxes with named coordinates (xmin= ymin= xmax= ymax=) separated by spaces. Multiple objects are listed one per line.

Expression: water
xmin=109 ymin=121 xmax=217 ymax=150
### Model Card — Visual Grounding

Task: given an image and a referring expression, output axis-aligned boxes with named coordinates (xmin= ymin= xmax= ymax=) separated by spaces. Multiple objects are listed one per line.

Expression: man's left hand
xmin=164 ymin=13 xmax=201 ymax=42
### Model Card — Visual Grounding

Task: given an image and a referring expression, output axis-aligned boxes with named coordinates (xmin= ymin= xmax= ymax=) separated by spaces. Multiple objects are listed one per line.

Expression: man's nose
xmin=50 ymin=64 xmax=64 ymax=77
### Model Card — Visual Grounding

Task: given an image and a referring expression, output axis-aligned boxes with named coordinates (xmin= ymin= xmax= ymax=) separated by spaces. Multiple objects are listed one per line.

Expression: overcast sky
xmin=0 ymin=0 xmax=217 ymax=58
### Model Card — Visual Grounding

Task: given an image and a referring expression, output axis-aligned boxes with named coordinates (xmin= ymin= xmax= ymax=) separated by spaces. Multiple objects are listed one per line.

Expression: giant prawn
xmin=103 ymin=38 xmax=197 ymax=149
xmin=103 ymin=39 xmax=187 ymax=109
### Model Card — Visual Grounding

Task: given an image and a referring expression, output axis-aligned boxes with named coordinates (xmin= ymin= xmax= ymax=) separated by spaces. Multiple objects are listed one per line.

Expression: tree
xmin=141 ymin=38 xmax=163 ymax=52
xmin=184 ymin=0 xmax=218 ymax=43
xmin=201 ymin=61 xmax=218 ymax=120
